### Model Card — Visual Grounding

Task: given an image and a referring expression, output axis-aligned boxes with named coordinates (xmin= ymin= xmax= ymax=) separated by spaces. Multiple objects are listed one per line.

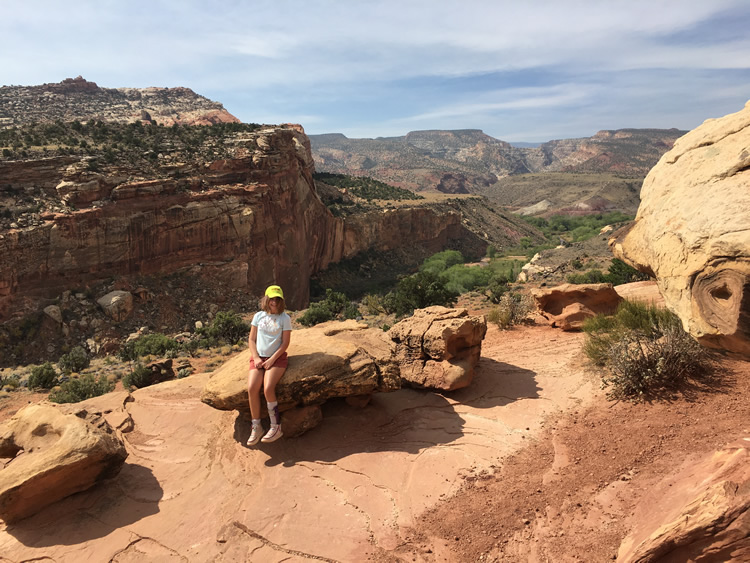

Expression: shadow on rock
xmin=231 ymin=357 xmax=538 ymax=467
xmin=5 ymin=463 xmax=162 ymax=547
xmin=447 ymin=356 xmax=541 ymax=409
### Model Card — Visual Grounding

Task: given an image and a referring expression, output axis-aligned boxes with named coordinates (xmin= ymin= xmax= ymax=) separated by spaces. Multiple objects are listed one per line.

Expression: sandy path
xmin=0 ymin=323 xmax=596 ymax=562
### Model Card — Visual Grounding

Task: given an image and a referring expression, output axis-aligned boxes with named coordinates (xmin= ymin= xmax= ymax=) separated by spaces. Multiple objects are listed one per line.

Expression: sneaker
xmin=261 ymin=424 xmax=283 ymax=443
xmin=246 ymin=424 xmax=262 ymax=446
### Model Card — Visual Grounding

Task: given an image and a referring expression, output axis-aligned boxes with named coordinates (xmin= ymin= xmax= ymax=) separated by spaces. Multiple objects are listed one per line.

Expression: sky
xmin=2 ymin=1 xmax=750 ymax=142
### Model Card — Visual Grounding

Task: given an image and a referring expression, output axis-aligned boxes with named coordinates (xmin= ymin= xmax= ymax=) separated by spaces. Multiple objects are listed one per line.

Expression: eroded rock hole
xmin=711 ymin=284 xmax=732 ymax=301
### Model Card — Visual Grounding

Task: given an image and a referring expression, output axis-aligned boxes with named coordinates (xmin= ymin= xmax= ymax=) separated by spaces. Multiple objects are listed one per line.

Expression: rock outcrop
xmin=617 ymin=436 xmax=750 ymax=562
xmin=201 ymin=319 xmax=400 ymax=414
xmin=202 ymin=309 xmax=487 ymax=432
xmin=390 ymin=306 xmax=487 ymax=390
xmin=610 ymin=100 xmax=750 ymax=357
xmin=532 ymin=283 xmax=623 ymax=330
xmin=0 ymin=403 xmax=128 ymax=523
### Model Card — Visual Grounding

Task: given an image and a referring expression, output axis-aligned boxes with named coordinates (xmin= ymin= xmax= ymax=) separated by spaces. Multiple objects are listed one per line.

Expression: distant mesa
xmin=0 ymin=76 xmax=240 ymax=127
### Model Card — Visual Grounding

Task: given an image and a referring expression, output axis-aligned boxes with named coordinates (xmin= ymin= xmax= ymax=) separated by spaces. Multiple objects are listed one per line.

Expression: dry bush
xmin=487 ymin=292 xmax=535 ymax=329
xmin=584 ymin=301 xmax=714 ymax=401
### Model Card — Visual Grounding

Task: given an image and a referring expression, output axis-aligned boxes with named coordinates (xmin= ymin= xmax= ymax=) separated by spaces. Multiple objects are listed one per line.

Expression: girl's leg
xmin=262 ymin=366 xmax=287 ymax=404
xmin=247 ymin=368 xmax=264 ymax=419
xmin=261 ymin=366 xmax=287 ymax=442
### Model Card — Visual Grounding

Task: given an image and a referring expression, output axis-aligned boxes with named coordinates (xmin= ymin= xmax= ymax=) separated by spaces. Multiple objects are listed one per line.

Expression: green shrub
xmin=28 ymin=362 xmax=58 ymax=390
xmin=583 ymin=300 xmax=713 ymax=401
xmin=440 ymin=264 xmax=492 ymax=295
xmin=420 ymin=250 xmax=465 ymax=276
xmin=58 ymin=346 xmax=90 ymax=374
xmin=49 ymin=374 xmax=114 ymax=403
xmin=298 ymin=289 xmax=358 ymax=327
xmin=567 ymin=269 xmax=608 ymax=284
xmin=177 ymin=367 xmax=192 ymax=378
xmin=1 ymin=373 xmax=20 ymax=390
xmin=122 ymin=363 xmax=154 ymax=390
xmin=202 ymin=310 xmax=251 ymax=345
xmin=382 ymin=271 xmax=458 ymax=317
xmin=606 ymin=258 xmax=650 ymax=285
xmin=568 ymin=259 xmax=650 ymax=286
xmin=118 ymin=333 xmax=179 ymax=361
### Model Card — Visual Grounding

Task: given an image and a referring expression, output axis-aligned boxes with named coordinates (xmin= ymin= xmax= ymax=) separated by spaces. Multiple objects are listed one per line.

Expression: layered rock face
xmin=611 ymin=100 xmax=750 ymax=356
xmin=0 ymin=76 xmax=239 ymax=127
xmin=0 ymin=126 xmax=479 ymax=319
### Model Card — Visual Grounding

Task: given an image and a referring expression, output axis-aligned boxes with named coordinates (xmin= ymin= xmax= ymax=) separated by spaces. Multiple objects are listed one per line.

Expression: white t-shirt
xmin=252 ymin=311 xmax=292 ymax=357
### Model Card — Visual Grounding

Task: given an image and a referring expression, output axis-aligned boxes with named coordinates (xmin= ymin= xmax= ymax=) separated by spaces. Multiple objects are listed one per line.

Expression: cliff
xmin=0 ymin=125 xmax=482 ymax=322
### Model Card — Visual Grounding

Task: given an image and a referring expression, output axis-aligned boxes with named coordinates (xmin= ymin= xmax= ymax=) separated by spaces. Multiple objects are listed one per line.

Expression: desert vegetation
xmin=313 ymin=172 xmax=424 ymax=202
xmin=0 ymin=120 xmax=261 ymax=164
xmin=582 ymin=300 xmax=714 ymax=401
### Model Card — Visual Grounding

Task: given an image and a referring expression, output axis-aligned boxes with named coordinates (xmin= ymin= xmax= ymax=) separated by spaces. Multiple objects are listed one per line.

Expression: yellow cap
xmin=265 ymin=285 xmax=284 ymax=299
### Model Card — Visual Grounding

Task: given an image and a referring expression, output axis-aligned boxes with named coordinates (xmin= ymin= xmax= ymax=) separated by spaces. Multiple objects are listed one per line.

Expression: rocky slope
xmin=0 ymin=76 xmax=239 ymax=127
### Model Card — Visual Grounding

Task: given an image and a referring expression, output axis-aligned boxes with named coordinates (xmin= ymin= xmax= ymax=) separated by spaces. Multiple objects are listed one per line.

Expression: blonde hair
xmin=260 ymin=295 xmax=286 ymax=313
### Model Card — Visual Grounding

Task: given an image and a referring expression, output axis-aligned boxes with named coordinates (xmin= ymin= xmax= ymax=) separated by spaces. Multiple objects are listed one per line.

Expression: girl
xmin=246 ymin=285 xmax=292 ymax=445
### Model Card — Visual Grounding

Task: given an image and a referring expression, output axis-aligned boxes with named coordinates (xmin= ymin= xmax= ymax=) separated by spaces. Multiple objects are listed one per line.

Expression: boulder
xmin=389 ymin=306 xmax=487 ymax=391
xmin=200 ymin=320 xmax=399 ymax=414
xmin=96 ymin=290 xmax=134 ymax=322
xmin=617 ymin=436 xmax=750 ymax=562
xmin=0 ymin=403 xmax=128 ymax=523
xmin=610 ymin=99 xmax=750 ymax=357
xmin=532 ymin=283 xmax=622 ymax=330
xmin=43 ymin=304 xmax=63 ymax=325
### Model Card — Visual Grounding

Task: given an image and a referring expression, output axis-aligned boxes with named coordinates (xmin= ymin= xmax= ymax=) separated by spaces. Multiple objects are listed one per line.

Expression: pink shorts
xmin=249 ymin=352 xmax=288 ymax=370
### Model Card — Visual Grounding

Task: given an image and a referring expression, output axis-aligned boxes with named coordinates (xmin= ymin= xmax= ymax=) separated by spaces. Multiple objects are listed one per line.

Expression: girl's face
xmin=268 ymin=297 xmax=282 ymax=313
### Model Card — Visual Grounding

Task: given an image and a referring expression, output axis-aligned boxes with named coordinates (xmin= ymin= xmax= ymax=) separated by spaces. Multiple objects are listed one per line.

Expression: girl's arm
xmin=248 ymin=325 xmax=262 ymax=364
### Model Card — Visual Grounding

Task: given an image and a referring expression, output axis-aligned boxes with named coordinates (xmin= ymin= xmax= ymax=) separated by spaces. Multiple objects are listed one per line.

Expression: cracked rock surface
xmin=0 ymin=320 xmax=593 ymax=561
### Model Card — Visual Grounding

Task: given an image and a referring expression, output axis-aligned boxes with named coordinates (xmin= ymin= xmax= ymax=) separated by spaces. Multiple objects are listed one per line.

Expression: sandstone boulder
xmin=96 ymin=290 xmax=134 ymax=322
xmin=0 ymin=403 xmax=128 ymax=523
xmin=617 ymin=436 xmax=750 ymax=562
xmin=532 ymin=283 xmax=622 ymax=330
xmin=200 ymin=320 xmax=399 ymax=414
xmin=610 ymin=100 xmax=750 ymax=356
xmin=389 ymin=306 xmax=487 ymax=391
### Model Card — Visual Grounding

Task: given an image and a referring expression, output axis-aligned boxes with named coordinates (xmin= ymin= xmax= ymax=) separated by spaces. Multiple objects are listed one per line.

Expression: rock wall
xmin=610 ymin=100 xmax=750 ymax=357
xmin=0 ymin=126 xmax=480 ymax=319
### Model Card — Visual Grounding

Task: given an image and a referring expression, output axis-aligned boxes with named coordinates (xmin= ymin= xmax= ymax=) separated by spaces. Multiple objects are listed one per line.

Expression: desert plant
xmin=201 ymin=310 xmax=251 ymax=345
xmin=0 ymin=373 xmax=20 ymax=390
xmin=118 ymin=333 xmax=179 ymax=361
xmin=49 ymin=374 xmax=114 ymax=403
xmin=583 ymin=300 xmax=713 ymax=401
xmin=58 ymin=346 xmax=90 ymax=374
xmin=382 ymin=271 xmax=458 ymax=317
xmin=487 ymin=292 xmax=535 ymax=329
xmin=122 ymin=363 xmax=154 ymax=390
xmin=177 ymin=367 xmax=192 ymax=378
xmin=298 ymin=289 xmax=358 ymax=327
xmin=362 ymin=294 xmax=385 ymax=315
xmin=28 ymin=362 xmax=58 ymax=390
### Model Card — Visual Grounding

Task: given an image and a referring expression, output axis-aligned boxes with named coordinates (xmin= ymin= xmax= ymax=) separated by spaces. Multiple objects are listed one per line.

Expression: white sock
xmin=252 ymin=418 xmax=261 ymax=427
xmin=267 ymin=401 xmax=279 ymax=425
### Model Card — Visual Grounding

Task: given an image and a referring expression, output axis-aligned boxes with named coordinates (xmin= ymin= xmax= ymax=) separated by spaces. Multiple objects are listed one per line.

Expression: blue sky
xmin=2 ymin=1 xmax=749 ymax=142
